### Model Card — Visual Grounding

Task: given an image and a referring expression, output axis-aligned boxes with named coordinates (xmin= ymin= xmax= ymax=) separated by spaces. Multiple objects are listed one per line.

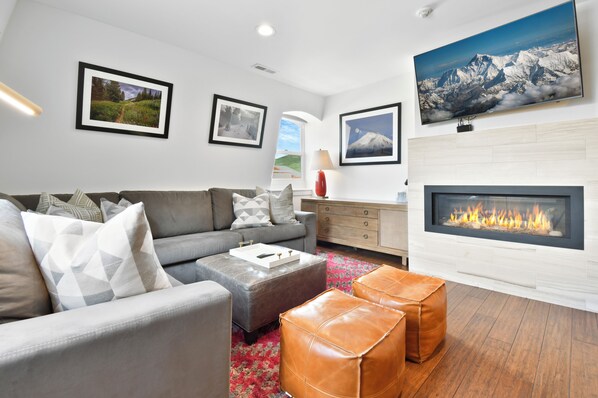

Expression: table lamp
xmin=0 ymin=82 xmax=43 ymax=116
xmin=310 ymin=149 xmax=333 ymax=198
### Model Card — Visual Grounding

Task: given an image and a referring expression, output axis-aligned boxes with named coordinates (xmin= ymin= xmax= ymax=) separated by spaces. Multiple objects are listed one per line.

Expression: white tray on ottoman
xmin=229 ymin=243 xmax=300 ymax=268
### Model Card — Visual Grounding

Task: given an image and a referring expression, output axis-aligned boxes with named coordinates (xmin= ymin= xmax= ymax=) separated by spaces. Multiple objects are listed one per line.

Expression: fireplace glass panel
xmin=433 ymin=193 xmax=569 ymax=238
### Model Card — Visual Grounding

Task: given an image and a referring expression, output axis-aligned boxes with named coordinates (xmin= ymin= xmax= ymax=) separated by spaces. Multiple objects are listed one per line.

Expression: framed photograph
xmin=208 ymin=94 xmax=267 ymax=148
xmin=339 ymin=103 xmax=401 ymax=166
xmin=76 ymin=62 xmax=173 ymax=139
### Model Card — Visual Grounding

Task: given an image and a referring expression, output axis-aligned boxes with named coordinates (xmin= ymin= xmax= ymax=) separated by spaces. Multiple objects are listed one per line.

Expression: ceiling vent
xmin=251 ymin=63 xmax=276 ymax=74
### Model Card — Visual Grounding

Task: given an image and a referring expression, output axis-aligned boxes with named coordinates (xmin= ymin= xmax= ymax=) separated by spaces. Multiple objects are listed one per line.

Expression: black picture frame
xmin=208 ymin=94 xmax=267 ymax=148
xmin=76 ymin=62 xmax=173 ymax=139
xmin=339 ymin=103 xmax=401 ymax=166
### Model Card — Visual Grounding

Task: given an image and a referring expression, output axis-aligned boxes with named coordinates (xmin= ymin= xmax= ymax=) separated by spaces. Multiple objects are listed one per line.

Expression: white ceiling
xmin=33 ymin=0 xmax=569 ymax=96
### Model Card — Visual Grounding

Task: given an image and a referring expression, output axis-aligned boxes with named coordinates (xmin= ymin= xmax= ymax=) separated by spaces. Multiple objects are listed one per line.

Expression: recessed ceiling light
xmin=256 ymin=24 xmax=276 ymax=37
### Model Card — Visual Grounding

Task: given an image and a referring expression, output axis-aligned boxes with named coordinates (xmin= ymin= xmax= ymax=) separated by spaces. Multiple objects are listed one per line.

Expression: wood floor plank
xmin=447 ymin=284 xmax=475 ymax=315
xmin=571 ymin=340 xmax=598 ymax=398
xmin=453 ymin=337 xmax=512 ymax=398
xmin=413 ymin=313 xmax=497 ymax=398
xmin=444 ymin=280 xmax=457 ymax=293
xmin=572 ymin=308 xmax=598 ymax=346
xmin=531 ymin=305 xmax=572 ymax=398
xmin=402 ymin=295 xmax=485 ymax=398
xmin=488 ymin=295 xmax=529 ymax=345
xmin=492 ymin=300 xmax=551 ymax=397
xmin=476 ymin=291 xmax=510 ymax=320
xmin=468 ymin=286 xmax=492 ymax=300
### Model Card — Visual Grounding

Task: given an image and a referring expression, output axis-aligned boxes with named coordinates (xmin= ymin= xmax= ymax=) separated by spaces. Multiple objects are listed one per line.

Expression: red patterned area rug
xmin=229 ymin=250 xmax=379 ymax=397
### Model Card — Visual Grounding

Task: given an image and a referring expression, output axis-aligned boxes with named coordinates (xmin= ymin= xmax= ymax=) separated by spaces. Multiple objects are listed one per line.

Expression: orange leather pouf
xmin=279 ymin=288 xmax=406 ymax=398
xmin=353 ymin=266 xmax=447 ymax=363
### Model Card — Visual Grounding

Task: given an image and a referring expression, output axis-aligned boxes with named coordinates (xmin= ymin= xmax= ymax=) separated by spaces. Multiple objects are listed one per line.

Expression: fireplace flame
xmin=447 ymin=203 xmax=554 ymax=235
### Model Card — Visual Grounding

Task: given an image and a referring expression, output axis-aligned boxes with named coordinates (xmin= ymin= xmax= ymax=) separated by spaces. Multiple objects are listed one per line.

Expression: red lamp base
xmin=315 ymin=170 xmax=327 ymax=197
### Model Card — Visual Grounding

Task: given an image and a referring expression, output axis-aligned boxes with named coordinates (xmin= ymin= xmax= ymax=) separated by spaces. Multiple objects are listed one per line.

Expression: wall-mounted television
xmin=414 ymin=1 xmax=583 ymax=125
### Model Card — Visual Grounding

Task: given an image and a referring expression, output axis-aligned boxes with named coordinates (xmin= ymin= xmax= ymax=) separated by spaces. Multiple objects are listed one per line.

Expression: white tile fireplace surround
xmin=408 ymin=118 xmax=598 ymax=312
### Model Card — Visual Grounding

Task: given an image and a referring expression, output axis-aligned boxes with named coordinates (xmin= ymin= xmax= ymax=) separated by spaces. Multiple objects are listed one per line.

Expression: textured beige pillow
xmin=256 ymin=184 xmax=297 ymax=224
xmin=0 ymin=200 xmax=51 ymax=320
xmin=36 ymin=189 xmax=102 ymax=222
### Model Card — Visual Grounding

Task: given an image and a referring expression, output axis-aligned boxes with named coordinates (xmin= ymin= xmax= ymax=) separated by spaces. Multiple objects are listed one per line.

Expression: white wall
xmin=0 ymin=0 xmax=16 ymax=43
xmin=305 ymin=73 xmax=415 ymax=201
xmin=413 ymin=0 xmax=598 ymax=137
xmin=0 ymin=0 xmax=324 ymax=194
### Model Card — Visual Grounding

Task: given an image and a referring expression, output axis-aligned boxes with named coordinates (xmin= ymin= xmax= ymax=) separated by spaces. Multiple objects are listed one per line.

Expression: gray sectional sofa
xmin=0 ymin=187 xmax=316 ymax=398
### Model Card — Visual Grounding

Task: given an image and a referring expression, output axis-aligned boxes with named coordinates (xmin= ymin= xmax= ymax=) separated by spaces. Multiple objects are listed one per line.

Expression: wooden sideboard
xmin=301 ymin=198 xmax=408 ymax=265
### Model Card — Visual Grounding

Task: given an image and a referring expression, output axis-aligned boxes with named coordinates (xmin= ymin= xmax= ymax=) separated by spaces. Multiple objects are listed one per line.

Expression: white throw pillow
xmin=21 ymin=202 xmax=172 ymax=312
xmin=230 ymin=193 xmax=272 ymax=230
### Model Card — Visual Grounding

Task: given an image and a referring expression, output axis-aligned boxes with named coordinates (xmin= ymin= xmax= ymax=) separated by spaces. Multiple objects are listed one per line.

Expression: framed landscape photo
xmin=208 ymin=94 xmax=267 ymax=148
xmin=339 ymin=103 xmax=401 ymax=166
xmin=76 ymin=62 xmax=173 ymax=139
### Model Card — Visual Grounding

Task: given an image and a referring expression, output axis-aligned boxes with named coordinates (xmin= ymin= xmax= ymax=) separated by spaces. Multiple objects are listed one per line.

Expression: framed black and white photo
xmin=76 ymin=62 xmax=173 ymax=139
xmin=339 ymin=103 xmax=401 ymax=166
xmin=208 ymin=94 xmax=267 ymax=148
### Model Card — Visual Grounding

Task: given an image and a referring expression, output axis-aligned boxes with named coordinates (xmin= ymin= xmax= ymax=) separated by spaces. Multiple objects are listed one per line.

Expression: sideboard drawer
xmin=318 ymin=213 xmax=378 ymax=231
xmin=318 ymin=204 xmax=378 ymax=219
xmin=318 ymin=224 xmax=379 ymax=247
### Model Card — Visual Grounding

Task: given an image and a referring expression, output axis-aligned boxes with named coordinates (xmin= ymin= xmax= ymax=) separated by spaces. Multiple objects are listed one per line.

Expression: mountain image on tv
xmin=414 ymin=1 xmax=582 ymax=125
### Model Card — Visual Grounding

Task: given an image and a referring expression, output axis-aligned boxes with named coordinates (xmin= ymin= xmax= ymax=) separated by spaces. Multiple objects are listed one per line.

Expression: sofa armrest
xmin=295 ymin=210 xmax=316 ymax=254
xmin=0 ymin=281 xmax=232 ymax=398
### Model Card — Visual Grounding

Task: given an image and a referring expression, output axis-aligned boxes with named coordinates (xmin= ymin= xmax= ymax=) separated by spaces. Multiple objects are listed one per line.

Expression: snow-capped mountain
xmin=346 ymin=132 xmax=393 ymax=158
xmin=417 ymin=40 xmax=582 ymax=124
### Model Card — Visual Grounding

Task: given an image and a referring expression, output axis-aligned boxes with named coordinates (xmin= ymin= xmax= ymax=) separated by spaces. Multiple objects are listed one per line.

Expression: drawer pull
xmin=325 ymin=206 xmax=330 ymax=211
xmin=363 ymin=234 xmax=368 ymax=239
xmin=325 ymin=217 xmax=330 ymax=221
xmin=364 ymin=221 xmax=368 ymax=227
xmin=364 ymin=210 xmax=369 ymax=215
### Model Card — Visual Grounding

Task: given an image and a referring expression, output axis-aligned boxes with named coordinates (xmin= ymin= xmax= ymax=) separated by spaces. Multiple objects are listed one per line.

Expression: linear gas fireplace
xmin=424 ymin=186 xmax=584 ymax=250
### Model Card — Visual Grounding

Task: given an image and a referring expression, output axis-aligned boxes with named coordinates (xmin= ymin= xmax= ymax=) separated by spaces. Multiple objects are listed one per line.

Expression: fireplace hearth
xmin=424 ymin=186 xmax=584 ymax=250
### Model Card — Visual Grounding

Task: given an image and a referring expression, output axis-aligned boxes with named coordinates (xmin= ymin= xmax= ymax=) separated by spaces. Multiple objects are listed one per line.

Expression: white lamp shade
xmin=0 ymin=81 xmax=43 ymax=116
xmin=310 ymin=149 xmax=333 ymax=170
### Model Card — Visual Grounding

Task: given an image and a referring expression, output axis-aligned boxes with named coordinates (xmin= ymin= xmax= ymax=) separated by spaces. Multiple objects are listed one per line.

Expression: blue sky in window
xmin=276 ymin=119 xmax=301 ymax=152
xmin=414 ymin=1 xmax=577 ymax=80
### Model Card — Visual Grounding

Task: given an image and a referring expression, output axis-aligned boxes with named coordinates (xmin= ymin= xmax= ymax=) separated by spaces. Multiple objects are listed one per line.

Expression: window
xmin=272 ymin=117 xmax=304 ymax=181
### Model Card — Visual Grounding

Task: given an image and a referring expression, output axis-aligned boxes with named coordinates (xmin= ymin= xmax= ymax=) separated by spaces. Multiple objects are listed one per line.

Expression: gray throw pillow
xmin=21 ymin=202 xmax=172 ymax=312
xmin=256 ymin=184 xmax=297 ymax=225
xmin=0 ymin=200 xmax=51 ymax=320
xmin=100 ymin=197 xmax=133 ymax=222
xmin=46 ymin=205 xmax=77 ymax=218
xmin=230 ymin=193 xmax=272 ymax=230
xmin=0 ymin=193 xmax=26 ymax=211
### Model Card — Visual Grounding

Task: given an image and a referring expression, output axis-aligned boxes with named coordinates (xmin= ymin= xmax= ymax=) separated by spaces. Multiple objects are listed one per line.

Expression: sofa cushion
xmin=120 ymin=191 xmax=214 ymax=239
xmin=13 ymin=192 xmax=120 ymax=211
xmin=256 ymin=184 xmax=297 ymax=224
xmin=231 ymin=193 xmax=272 ymax=230
xmin=0 ymin=200 xmax=51 ymax=320
xmin=237 ymin=223 xmax=306 ymax=244
xmin=209 ymin=188 xmax=256 ymax=230
xmin=154 ymin=230 xmax=243 ymax=266
xmin=21 ymin=203 xmax=172 ymax=312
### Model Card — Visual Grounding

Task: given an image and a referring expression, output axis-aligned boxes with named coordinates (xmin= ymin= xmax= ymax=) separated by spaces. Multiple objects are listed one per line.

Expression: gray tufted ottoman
xmin=195 ymin=246 xmax=327 ymax=344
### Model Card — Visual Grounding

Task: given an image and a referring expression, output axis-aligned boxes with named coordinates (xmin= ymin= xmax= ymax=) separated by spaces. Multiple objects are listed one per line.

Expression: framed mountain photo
xmin=76 ymin=62 xmax=173 ymax=139
xmin=339 ymin=103 xmax=401 ymax=166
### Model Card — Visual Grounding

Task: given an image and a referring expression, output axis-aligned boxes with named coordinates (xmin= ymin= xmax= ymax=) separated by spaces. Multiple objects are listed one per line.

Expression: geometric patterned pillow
xmin=46 ymin=205 xmax=77 ymax=218
xmin=21 ymin=203 xmax=172 ymax=312
xmin=256 ymin=184 xmax=298 ymax=225
xmin=36 ymin=189 xmax=103 ymax=223
xmin=100 ymin=197 xmax=133 ymax=222
xmin=230 ymin=192 xmax=272 ymax=230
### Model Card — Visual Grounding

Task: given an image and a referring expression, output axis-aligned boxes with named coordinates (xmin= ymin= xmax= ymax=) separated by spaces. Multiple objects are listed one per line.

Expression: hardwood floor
xmin=320 ymin=243 xmax=598 ymax=398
